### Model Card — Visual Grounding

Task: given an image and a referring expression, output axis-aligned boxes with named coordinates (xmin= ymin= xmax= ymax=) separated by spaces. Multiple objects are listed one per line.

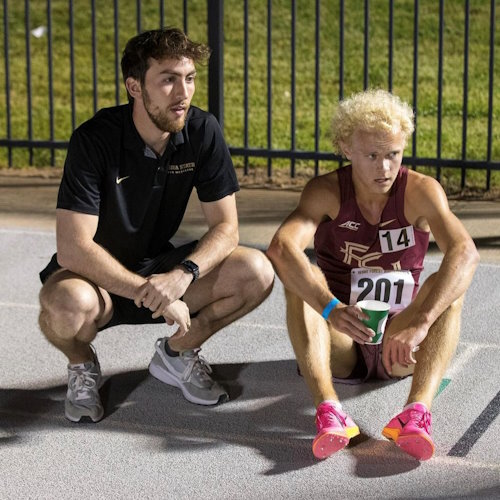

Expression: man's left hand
xmin=382 ymin=324 xmax=428 ymax=375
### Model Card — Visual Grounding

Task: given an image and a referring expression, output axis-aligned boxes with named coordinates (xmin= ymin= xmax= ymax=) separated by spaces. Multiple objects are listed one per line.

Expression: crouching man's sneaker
xmin=65 ymin=345 xmax=104 ymax=423
xmin=312 ymin=401 xmax=360 ymax=459
xmin=382 ymin=402 xmax=435 ymax=460
xmin=149 ymin=337 xmax=228 ymax=406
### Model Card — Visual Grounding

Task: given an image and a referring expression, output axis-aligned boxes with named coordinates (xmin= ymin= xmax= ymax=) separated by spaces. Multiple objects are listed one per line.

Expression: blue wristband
xmin=321 ymin=298 xmax=340 ymax=319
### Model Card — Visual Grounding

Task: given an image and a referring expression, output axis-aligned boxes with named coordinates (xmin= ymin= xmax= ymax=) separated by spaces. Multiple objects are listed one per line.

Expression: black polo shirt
xmin=56 ymin=104 xmax=239 ymax=268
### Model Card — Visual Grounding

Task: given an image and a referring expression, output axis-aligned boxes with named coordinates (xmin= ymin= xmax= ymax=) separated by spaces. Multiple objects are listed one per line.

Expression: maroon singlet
xmin=314 ymin=165 xmax=429 ymax=313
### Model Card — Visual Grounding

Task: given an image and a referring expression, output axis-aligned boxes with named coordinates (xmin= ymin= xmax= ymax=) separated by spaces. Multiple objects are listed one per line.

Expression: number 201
xmin=357 ymin=277 xmax=405 ymax=303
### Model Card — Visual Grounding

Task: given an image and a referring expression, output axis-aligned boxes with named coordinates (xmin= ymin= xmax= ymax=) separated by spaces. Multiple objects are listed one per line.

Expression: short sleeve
xmin=194 ymin=114 xmax=239 ymax=202
xmin=57 ymin=127 xmax=104 ymax=215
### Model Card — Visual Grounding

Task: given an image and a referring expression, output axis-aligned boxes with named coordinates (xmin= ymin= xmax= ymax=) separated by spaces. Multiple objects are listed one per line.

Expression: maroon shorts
xmin=332 ymin=312 xmax=412 ymax=385
xmin=333 ymin=342 xmax=394 ymax=385
xmin=296 ymin=314 xmax=409 ymax=385
xmin=297 ymin=341 xmax=399 ymax=385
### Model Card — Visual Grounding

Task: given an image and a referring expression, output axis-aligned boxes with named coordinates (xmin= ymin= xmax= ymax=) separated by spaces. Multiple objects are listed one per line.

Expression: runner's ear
xmin=339 ymin=140 xmax=351 ymax=160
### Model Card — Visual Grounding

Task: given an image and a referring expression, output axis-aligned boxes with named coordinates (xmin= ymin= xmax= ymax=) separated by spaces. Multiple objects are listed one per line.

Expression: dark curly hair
xmin=121 ymin=27 xmax=211 ymax=101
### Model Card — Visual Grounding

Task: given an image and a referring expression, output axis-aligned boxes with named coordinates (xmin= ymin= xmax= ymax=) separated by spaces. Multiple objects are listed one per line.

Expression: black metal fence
xmin=1 ymin=0 xmax=498 ymax=190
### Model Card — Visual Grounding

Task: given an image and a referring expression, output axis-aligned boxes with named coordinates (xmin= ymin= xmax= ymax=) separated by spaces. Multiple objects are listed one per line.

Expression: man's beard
xmin=142 ymin=89 xmax=188 ymax=133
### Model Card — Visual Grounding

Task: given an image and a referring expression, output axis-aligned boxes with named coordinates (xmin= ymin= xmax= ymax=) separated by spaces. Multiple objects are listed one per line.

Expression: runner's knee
xmin=284 ymin=286 xmax=299 ymax=306
xmin=284 ymin=287 xmax=323 ymax=333
xmin=449 ymin=294 xmax=464 ymax=312
xmin=416 ymin=272 xmax=438 ymax=300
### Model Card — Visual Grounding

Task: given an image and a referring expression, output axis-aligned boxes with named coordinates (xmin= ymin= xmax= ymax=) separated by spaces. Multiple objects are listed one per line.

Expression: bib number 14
xmin=379 ymin=226 xmax=415 ymax=253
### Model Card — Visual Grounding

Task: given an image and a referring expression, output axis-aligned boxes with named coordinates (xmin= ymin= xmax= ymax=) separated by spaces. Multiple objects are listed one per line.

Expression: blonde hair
xmin=331 ymin=89 xmax=415 ymax=154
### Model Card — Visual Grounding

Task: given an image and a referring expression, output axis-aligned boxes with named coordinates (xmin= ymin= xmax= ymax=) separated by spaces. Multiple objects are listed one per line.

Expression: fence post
xmin=207 ymin=0 xmax=224 ymax=131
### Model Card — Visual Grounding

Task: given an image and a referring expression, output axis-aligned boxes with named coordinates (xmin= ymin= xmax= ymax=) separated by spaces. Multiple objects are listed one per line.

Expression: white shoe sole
xmin=65 ymin=402 xmax=104 ymax=423
xmin=149 ymin=358 xmax=224 ymax=406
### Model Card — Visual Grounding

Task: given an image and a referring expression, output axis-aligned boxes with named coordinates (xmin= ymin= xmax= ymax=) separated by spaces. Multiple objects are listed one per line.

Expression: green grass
xmin=1 ymin=0 xmax=499 ymax=191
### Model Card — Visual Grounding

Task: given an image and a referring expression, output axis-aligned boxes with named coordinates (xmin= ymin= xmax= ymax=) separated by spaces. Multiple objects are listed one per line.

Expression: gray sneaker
xmin=149 ymin=337 xmax=228 ymax=405
xmin=65 ymin=345 xmax=104 ymax=423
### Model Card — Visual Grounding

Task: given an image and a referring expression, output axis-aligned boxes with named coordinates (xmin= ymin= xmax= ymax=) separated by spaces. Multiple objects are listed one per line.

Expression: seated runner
xmin=266 ymin=89 xmax=479 ymax=461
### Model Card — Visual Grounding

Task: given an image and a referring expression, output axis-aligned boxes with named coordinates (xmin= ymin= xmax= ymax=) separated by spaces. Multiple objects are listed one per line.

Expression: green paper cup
xmin=357 ymin=300 xmax=390 ymax=345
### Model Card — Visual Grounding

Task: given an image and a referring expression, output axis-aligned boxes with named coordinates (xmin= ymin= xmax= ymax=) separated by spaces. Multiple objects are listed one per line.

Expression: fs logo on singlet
xmin=338 ymin=220 xmax=361 ymax=231
xmin=340 ymin=241 xmax=403 ymax=271
xmin=341 ymin=241 xmax=382 ymax=268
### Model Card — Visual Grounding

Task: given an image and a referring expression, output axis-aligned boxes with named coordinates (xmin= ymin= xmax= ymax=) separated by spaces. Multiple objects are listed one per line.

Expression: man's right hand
xmin=329 ymin=304 xmax=375 ymax=344
xmin=160 ymin=299 xmax=191 ymax=337
xmin=134 ymin=269 xmax=191 ymax=316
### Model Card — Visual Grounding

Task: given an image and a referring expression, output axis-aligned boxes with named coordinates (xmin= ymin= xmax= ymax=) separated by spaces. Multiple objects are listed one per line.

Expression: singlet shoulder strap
xmin=390 ymin=166 xmax=410 ymax=225
xmin=336 ymin=165 xmax=354 ymax=204
xmin=395 ymin=166 xmax=408 ymax=203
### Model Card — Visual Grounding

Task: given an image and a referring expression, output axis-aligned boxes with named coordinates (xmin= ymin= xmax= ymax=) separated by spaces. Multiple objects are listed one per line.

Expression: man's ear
xmin=339 ymin=140 xmax=351 ymax=160
xmin=125 ymin=77 xmax=142 ymax=100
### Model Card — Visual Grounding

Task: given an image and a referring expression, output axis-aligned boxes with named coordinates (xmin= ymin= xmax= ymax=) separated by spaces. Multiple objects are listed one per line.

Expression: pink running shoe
xmin=382 ymin=402 xmax=435 ymax=460
xmin=312 ymin=401 xmax=360 ymax=459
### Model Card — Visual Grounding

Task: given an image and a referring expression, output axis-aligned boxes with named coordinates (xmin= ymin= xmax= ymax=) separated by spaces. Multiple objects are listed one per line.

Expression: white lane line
xmin=445 ymin=343 xmax=484 ymax=379
xmin=423 ymin=258 xmax=443 ymax=265
xmin=351 ymin=444 xmax=500 ymax=471
xmin=424 ymin=257 xmax=500 ymax=269
xmin=0 ymin=228 xmax=54 ymax=236
xmin=234 ymin=321 xmax=287 ymax=330
xmin=461 ymin=340 xmax=500 ymax=349
xmin=0 ymin=301 xmax=38 ymax=309
xmin=433 ymin=454 xmax=500 ymax=471
xmin=473 ymin=261 xmax=500 ymax=269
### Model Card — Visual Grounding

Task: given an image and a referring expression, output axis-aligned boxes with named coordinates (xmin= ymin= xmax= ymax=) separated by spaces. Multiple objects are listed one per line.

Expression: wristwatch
xmin=179 ymin=260 xmax=200 ymax=282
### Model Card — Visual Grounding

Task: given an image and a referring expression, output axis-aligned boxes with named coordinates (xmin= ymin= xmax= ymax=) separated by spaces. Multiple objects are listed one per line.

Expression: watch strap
xmin=180 ymin=260 xmax=199 ymax=282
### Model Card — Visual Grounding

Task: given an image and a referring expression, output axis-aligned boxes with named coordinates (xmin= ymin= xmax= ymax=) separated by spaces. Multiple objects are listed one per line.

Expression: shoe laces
xmin=68 ymin=366 xmax=99 ymax=400
xmin=179 ymin=349 xmax=213 ymax=383
xmin=407 ymin=408 xmax=432 ymax=433
xmin=316 ymin=406 xmax=345 ymax=430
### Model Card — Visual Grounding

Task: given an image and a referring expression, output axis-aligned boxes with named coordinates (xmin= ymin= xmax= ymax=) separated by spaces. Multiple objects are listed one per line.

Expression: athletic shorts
xmin=332 ymin=342 xmax=393 ymax=385
xmin=332 ymin=314 xmax=410 ymax=385
xmin=297 ymin=313 xmax=407 ymax=385
xmin=39 ymin=241 xmax=197 ymax=331
xmin=297 ymin=342 xmax=393 ymax=385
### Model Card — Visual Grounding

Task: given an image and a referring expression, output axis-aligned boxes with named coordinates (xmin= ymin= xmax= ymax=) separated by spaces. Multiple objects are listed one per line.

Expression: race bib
xmin=379 ymin=226 xmax=415 ymax=253
xmin=350 ymin=268 xmax=415 ymax=312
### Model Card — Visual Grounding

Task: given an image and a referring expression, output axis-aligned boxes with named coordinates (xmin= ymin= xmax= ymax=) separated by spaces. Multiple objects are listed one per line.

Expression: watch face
xmin=181 ymin=260 xmax=199 ymax=281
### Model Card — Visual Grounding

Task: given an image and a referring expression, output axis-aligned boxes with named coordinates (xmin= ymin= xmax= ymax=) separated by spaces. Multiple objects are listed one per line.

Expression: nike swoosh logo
xmin=379 ymin=219 xmax=396 ymax=227
xmin=116 ymin=176 xmax=130 ymax=184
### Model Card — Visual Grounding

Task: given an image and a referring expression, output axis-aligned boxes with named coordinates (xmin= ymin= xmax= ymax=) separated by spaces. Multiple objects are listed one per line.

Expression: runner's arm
xmin=266 ymin=180 xmax=333 ymax=314
xmin=406 ymin=176 xmax=480 ymax=331
xmin=266 ymin=177 xmax=373 ymax=343
xmin=382 ymin=176 xmax=480 ymax=372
